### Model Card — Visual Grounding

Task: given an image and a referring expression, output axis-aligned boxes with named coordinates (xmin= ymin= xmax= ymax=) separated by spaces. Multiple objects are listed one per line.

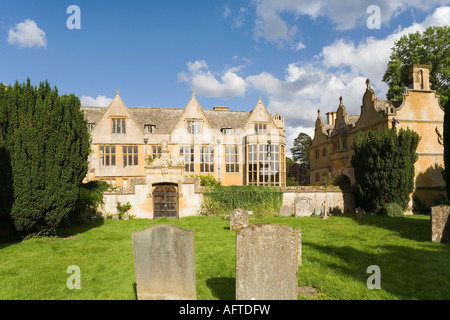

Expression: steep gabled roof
xmin=80 ymin=93 xmax=252 ymax=134
xmin=129 ymin=107 xmax=184 ymax=134
xmin=80 ymin=106 xmax=106 ymax=124
xmin=204 ymin=109 xmax=250 ymax=130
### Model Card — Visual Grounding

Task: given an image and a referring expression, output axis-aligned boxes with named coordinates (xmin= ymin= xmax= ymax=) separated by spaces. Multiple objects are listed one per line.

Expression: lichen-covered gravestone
xmin=236 ymin=223 xmax=302 ymax=300
xmin=230 ymin=208 xmax=249 ymax=231
xmin=132 ymin=225 xmax=196 ymax=300
xmin=295 ymin=197 xmax=313 ymax=217
xmin=431 ymin=206 xmax=450 ymax=243
xmin=279 ymin=205 xmax=292 ymax=217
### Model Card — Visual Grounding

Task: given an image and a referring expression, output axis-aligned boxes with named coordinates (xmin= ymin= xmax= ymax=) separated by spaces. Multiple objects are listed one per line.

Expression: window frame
xmin=111 ymin=117 xmax=126 ymax=134
xmin=225 ymin=145 xmax=239 ymax=173
xmin=187 ymin=120 xmax=202 ymax=135
xmin=99 ymin=145 xmax=116 ymax=167
xmin=200 ymin=146 xmax=214 ymax=173
xmin=180 ymin=146 xmax=194 ymax=173
xmin=122 ymin=145 xmax=139 ymax=167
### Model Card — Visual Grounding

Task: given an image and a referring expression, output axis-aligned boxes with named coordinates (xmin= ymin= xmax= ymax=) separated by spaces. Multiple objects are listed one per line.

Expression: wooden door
xmin=153 ymin=185 xmax=178 ymax=219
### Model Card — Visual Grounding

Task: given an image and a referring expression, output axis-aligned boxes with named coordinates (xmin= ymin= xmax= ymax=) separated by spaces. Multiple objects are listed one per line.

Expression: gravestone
xmin=431 ymin=206 xmax=450 ymax=243
xmin=314 ymin=207 xmax=322 ymax=216
xmin=355 ymin=207 xmax=365 ymax=219
xmin=322 ymin=207 xmax=329 ymax=220
xmin=132 ymin=225 xmax=196 ymax=300
xmin=236 ymin=223 xmax=302 ymax=300
xmin=279 ymin=205 xmax=292 ymax=217
xmin=230 ymin=208 xmax=249 ymax=231
xmin=295 ymin=197 xmax=313 ymax=217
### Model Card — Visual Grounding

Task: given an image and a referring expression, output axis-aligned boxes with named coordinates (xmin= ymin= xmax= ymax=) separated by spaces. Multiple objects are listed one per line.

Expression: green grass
xmin=0 ymin=214 xmax=449 ymax=300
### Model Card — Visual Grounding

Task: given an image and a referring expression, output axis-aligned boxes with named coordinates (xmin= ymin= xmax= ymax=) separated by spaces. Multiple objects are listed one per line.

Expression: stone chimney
xmin=272 ymin=113 xmax=284 ymax=130
xmin=408 ymin=64 xmax=431 ymax=90
xmin=326 ymin=112 xmax=337 ymax=125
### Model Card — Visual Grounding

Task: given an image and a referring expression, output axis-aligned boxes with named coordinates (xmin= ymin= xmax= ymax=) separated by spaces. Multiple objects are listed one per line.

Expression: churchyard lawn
xmin=0 ymin=214 xmax=449 ymax=300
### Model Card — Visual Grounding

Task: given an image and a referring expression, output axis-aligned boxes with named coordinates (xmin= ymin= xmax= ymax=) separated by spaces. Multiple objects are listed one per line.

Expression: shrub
xmin=77 ymin=181 xmax=110 ymax=211
xmin=378 ymin=203 xmax=404 ymax=217
xmin=199 ymin=174 xmax=221 ymax=186
xmin=116 ymin=201 xmax=132 ymax=219
xmin=202 ymin=185 xmax=283 ymax=217
xmin=412 ymin=194 xmax=431 ymax=215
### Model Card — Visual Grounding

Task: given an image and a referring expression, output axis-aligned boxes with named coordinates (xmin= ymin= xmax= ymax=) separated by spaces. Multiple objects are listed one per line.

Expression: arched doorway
xmin=335 ymin=175 xmax=352 ymax=188
xmin=153 ymin=184 xmax=178 ymax=219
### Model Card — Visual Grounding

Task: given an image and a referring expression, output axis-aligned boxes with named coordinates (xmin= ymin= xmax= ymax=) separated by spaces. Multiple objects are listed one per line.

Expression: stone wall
xmin=99 ymin=184 xmax=356 ymax=219
xmin=100 ymin=178 xmax=203 ymax=219
xmin=282 ymin=186 xmax=356 ymax=217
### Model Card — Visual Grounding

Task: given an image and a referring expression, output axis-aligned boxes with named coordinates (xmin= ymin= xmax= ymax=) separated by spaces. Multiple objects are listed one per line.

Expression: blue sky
xmin=1 ymin=0 xmax=449 ymax=152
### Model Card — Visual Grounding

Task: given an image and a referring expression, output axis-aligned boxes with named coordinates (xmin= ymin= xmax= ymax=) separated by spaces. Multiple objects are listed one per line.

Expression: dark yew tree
xmin=351 ymin=127 xmax=420 ymax=212
xmin=0 ymin=80 xmax=90 ymax=238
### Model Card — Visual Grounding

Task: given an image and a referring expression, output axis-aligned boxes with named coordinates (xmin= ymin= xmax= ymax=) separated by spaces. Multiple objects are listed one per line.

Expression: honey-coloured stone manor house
xmin=81 ymin=91 xmax=286 ymax=218
xmin=310 ymin=65 xmax=445 ymax=205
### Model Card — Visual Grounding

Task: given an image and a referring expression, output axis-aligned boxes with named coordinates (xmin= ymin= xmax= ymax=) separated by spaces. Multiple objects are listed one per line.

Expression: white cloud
xmin=320 ymin=6 xmax=450 ymax=96
xmin=223 ymin=5 xmax=231 ymax=18
xmin=232 ymin=7 xmax=248 ymax=29
xmin=179 ymin=60 xmax=247 ymax=99
xmin=81 ymin=96 xmax=113 ymax=108
xmin=187 ymin=60 xmax=208 ymax=72
xmin=248 ymin=6 xmax=450 ymax=154
xmin=250 ymin=0 xmax=450 ymax=47
xmin=7 ymin=19 xmax=47 ymax=48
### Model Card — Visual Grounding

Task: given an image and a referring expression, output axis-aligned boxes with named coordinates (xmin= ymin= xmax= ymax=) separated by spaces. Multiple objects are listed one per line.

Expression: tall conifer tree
xmin=0 ymin=79 xmax=89 ymax=237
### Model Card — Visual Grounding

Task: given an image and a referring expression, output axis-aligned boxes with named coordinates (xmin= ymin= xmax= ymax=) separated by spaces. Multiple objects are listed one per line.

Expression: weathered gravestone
xmin=279 ymin=205 xmax=292 ymax=217
xmin=230 ymin=208 xmax=249 ymax=231
xmin=132 ymin=225 xmax=196 ymax=300
xmin=236 ymin=223 xmax=302 ymax=300
xmin=295 ymin=197 xmax=313 ymax=217
xmin=431 ymin=206 xmax=450 ymax=243
xmin=355 ymin=207 xmax=365 ymax=219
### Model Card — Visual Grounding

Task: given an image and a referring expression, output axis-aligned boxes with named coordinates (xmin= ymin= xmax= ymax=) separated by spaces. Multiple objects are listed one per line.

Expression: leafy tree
xmin=291 ymin=132 xmax=312 ymax=167
xmin=382 ymin=26 xmax=450 ymax=106
xmin=288 ymin=163 xmax=309 ymax=186
xmin=0 ymin=79 xmax=90 ymax=238
xmin=286 ymin=157 xmax=299 ymax=186
xmin=351 ymin=128 xmax=420 ymax=212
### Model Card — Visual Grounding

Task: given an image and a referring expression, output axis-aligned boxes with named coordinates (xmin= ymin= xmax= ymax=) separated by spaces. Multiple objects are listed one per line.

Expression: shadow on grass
xmin=354 ymin=214 xmax=431 ymax=242
xmin=0 ymin=219 xmax=105 ymax=250
xmin=306 ymin=242 xmax=450 ymax=299
xmin=206 ymin=277 xmax=236 ymax=300
xmin=56 ymin=219 xmax=105 ymax=238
